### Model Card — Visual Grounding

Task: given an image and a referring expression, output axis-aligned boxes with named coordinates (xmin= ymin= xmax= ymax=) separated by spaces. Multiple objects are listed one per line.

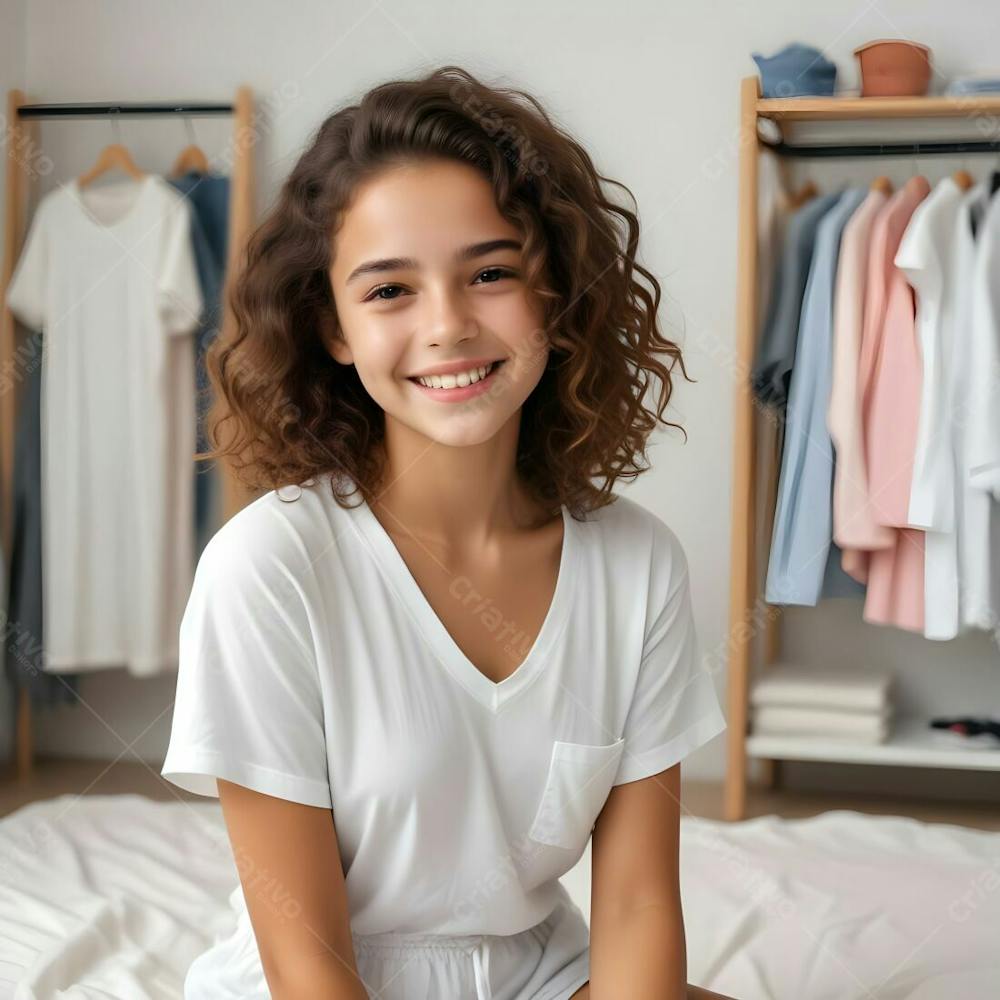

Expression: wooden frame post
xmin=724 ymin=75 xmax=762 ymax=821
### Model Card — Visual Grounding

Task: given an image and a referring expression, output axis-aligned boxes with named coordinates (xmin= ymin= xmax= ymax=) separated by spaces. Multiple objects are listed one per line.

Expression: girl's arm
xmin=588 ymin=762 xmax=688 ymax=1000
xmin=217 ymin=779 xmax=369 ymax=1000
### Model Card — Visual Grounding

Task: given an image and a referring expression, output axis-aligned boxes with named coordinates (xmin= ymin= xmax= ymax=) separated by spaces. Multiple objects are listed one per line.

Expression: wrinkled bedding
xmin=0 ymin=795 xmax=997 ymax=999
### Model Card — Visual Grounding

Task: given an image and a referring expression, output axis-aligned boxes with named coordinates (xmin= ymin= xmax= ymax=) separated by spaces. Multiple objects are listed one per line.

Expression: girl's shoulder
xmin=195 ymin=474 xmax=343 ymax=588
xmin=579 ymin=492 xmax=691 ymax=589
xmin=583 ymin=491 xmax=687 ymax=554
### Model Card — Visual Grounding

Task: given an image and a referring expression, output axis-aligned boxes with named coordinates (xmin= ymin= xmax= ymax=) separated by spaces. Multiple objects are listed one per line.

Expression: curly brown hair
xmin=200 ymin=64 xmax=691 ymax=518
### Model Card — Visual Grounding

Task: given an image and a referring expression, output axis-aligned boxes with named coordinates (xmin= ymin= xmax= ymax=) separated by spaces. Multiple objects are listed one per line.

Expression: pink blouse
xmin=849 ymin=177 xmax=930 ymax=633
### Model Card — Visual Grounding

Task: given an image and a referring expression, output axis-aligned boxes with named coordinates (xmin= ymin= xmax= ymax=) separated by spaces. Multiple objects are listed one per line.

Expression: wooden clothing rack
xmin=0 ymin=86 xmax=259 ymax=781
xmin=724 ymin=75 xmax=1000 ymax=820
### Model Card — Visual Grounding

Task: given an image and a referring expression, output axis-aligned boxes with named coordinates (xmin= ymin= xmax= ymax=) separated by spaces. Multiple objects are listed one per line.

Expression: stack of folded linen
xmin=750 ymin=662 xmax=894 ymax=744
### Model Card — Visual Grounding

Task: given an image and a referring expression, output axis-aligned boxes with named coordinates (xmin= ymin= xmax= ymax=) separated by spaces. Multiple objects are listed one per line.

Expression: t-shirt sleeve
xmin=5 ymin=198 xmax=50 ymax=331
xmin=158 ymin=197 xmax=205 ymax=337
xmin=612 ymin=525 xmax=727 ymax=786
xmin=161 ymin=519 xmax=332 ymax=807
xmin=893 ymin=194 xmax=937 ymax=290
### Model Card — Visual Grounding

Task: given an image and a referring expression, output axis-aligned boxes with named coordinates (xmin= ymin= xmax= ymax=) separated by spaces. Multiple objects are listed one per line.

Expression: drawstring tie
xmin=471 ymin=935 xmax=493 ymax=1000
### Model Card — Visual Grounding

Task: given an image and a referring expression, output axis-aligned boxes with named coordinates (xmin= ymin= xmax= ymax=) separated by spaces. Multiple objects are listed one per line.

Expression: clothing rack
xmin=0 ymin=87 xmax=257 ymax=782
xmin=725 ymin=76 xmax=1000 ymax=820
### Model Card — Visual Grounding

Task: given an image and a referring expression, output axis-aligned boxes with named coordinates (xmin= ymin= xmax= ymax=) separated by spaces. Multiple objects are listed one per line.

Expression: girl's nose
xmin=424 ymin=285 xmax=478 ymax=345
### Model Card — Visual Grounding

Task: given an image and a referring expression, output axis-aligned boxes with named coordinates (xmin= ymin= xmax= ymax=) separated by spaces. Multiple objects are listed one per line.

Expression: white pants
xmin=351 ymin=894 xmax=590 ymax=1000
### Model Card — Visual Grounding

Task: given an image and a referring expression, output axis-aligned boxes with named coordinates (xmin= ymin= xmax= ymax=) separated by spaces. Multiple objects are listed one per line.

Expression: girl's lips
xmin=407 ymin=360 xmax=505 ymax=402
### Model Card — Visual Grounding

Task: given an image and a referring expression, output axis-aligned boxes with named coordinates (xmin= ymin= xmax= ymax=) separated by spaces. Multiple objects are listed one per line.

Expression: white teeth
xmin=415 ymin=362 xmax=495 ymax=389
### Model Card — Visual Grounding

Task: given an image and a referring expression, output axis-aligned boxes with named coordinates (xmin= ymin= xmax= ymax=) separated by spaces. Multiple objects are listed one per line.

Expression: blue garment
xmin=765 ymin=187 xmax=868 ymax=606
xmin=751 ymin=191 xmax=843 ymax=410
xmin=167 ymin=171 xmax=230 ymax=556
xmin=752 ymin=43 xmax=838 ymax=98
xmin=4 ymin=338 xmax=81 ymax=708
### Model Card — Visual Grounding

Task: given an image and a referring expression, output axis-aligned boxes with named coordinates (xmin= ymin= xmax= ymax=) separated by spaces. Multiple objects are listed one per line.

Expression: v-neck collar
xmin=345 ymin=485 xmax=579 ymax=714
xmin=68 ymin=174 xmax=154 ymax=231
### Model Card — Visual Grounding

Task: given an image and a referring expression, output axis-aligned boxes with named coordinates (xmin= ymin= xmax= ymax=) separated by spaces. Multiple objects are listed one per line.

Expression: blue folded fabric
xmin=753 ymin=42 xmax=838 ymax=98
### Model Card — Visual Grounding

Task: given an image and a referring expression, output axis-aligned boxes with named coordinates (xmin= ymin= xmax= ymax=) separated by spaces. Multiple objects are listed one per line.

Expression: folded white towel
xmin=751 ymin=662 xmax=893 ymax=712
xmin=752 ymin=720 xmax=891 ymax=744
xmin=752 ymin=704 xmax=892 ymax=737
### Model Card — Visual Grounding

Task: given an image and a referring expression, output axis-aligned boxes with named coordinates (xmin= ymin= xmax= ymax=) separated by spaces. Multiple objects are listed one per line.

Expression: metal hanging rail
xmin=17 ymin=101 xmax=234 ymax=118
xmin=763 ymin=137 xmax=1000 ymax=157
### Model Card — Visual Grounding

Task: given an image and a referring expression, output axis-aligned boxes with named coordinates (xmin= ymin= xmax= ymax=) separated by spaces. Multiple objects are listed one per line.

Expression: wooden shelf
xmin=757 ymin=93 xmax=1000 ymax=122
xmin=746 ymin=717 xmax=1000 ymax=771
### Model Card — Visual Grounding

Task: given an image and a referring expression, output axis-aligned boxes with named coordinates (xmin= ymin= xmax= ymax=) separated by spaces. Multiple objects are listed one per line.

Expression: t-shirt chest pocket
xmin=527 ymin=736 xmax=625 ymax=850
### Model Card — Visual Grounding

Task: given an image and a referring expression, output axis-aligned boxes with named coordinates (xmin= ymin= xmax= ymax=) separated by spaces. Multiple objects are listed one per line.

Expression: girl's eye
xmin=365 ymin=284 xmax=405 ymax=302
xmin=473 ymin=266 xmax=515 ymax=284
xmin=363 ymin=268 xmax=514 ymax=303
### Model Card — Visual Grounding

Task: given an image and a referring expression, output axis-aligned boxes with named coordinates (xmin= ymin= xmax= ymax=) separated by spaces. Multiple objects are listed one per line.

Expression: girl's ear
xmin=320 ymin=307 xmax=353 ymax=366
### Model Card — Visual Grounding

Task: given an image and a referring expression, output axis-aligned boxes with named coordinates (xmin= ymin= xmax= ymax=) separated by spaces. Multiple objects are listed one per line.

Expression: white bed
xmin=1 ymin=794 xmax=997 ymax=999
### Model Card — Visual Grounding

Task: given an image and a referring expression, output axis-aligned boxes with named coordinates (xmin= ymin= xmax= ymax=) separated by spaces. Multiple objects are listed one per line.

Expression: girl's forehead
xmin=348 ymin=160 xmax=500 ymax=224
xmin=332 ymin=163 xmax=516 ymax=267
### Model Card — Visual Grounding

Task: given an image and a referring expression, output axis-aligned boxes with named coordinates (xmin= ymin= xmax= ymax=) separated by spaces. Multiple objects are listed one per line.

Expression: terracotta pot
xmin=854 ymin=39 xmax=932 ymax=97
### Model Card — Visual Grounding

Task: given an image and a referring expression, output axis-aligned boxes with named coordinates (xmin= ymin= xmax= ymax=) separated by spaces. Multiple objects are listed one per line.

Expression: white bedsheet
xmin=0 ymin=795 xmax=997 ymax=999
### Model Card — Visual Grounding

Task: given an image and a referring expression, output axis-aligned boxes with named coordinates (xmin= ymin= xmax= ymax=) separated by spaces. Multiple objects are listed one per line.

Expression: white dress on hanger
xmin=5 ymin=175 xmax=203 ymax=676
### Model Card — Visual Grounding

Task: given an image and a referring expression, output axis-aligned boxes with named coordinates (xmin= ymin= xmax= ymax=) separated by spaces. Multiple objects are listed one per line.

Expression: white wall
xmin=2 ymin=0 xmax=999 ymax=790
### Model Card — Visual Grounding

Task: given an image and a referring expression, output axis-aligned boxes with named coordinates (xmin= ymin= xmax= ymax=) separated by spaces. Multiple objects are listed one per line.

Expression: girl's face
xmin=326 ymin=158 xmax=550 ymax=449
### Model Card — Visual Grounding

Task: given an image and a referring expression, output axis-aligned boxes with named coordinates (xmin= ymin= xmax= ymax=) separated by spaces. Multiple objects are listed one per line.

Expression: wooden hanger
xmin=77 ymin=114 xmax=145 ymax=189
xmin=170 ymin=117 xmax=210 ymax=178
xmin=952 ymin=169 xmax=974 ymax=191
xmin=785 ymin=179 xmax=818 ymax=210
xmin=945 ymin=168 xmax=972 ymax=192
xmin=870 ymin=175 xmax=893 ymax=195
xmin=170 ymin=143 xmax=209 ymax=177
xmin=77 ymin=142 xmax=145 ymax=188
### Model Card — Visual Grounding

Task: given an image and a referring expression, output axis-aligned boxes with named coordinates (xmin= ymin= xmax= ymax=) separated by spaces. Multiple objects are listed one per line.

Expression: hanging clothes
xmin=954 ymin=183 xmax=1000 ymax=630
xmin=966 ymin=188 xmax=1000 ymax=500
xmin=863 ymin=176 xmax=932 ymax=528
xmin=765 ymin=186 xmax=868 ymax=605
xmin=828 ymin=186 xmax=894 ymax=557
xmin=167 ymin=170 xmax=230 ymax=557
xmin=894 ymin=177 xmax=968 ymax=639
xmin=844 ymin=176 xmax=930 ymax=634
xmin=4 ymin=175 xmax=203 ymax=677
xmin=3 ymin=337 xmax=81 ymax=708
xmin=754 ymin=152 xmax=794 ymax=611
xmin=756 ymin=149 xmax=790 ymax=332
xmin=751 ymin=191 xmax=844 ymax=409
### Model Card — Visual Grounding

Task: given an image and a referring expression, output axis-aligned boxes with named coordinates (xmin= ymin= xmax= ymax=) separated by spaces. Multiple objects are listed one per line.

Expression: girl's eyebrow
xmin=345 ymin=238 xmax=522 ymax=285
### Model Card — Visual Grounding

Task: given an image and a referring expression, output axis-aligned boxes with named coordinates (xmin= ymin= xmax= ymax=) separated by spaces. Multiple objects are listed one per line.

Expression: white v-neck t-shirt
xmin=5 ymin=175 xmax=203 ymax=675
xmin=161 ymin=473 xmax=726 ymax=995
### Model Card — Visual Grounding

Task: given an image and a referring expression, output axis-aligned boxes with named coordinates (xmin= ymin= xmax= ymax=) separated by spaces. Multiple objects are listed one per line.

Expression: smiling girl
xmin=162 ymin=65 xmax=731 ymax=1000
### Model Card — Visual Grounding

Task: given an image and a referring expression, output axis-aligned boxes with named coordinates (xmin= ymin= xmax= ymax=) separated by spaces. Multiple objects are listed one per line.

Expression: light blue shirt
xmin=765 ymin=187 xmax=868 ymax=606
xmin=751 ymin=191 xmax=843 ymax=409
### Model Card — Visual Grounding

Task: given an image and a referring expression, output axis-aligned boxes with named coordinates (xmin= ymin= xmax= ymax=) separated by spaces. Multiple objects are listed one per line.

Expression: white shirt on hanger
xmin=5 ymin=174 xmax=203 ymax=676
xmin=894 ymin=176 xmax=965 ymax=639
xmin=967 ymin=186 xmax=1000 ymax=500
xmin=947 ymin=181 xmax=999 ymax=633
